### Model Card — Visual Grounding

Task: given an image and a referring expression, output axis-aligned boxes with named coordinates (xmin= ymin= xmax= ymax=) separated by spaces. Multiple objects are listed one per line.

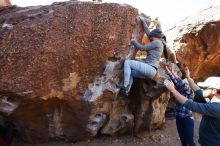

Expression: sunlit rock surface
xmin=0 ymin=1 xmax=169 ymax=143
xmin=0 ymin=0 xmax=11 ymax=7
xmin=165 ymin=6 xmax=220 ymax=80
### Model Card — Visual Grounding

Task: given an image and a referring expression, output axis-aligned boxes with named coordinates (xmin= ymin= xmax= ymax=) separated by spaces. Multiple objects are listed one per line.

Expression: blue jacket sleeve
xmin=183 ymin=100 xmax=220 ymax=118
xmin=194 ymin=89 xmax=207 ymax=103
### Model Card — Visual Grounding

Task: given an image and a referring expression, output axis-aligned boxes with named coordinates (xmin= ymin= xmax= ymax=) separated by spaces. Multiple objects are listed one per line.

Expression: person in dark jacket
xmin=164 ymin=67 xmax=220 ymax=146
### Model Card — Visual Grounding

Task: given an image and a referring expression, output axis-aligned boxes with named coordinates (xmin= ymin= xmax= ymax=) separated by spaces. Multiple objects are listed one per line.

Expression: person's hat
xmin=149 ymin=29 xmax=163 ymax=38
xmin=197 ymin=77 xmax=220 ymax=90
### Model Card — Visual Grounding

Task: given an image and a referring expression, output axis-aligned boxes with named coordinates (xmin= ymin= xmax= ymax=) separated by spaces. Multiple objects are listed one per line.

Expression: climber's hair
xmin=161 ymin=35 xmax=168 ymax=61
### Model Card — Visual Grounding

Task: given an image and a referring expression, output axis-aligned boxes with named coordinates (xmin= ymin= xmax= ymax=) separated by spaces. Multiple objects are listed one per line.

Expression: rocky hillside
xmin=165 ymin=6 xmax=220 ymax=80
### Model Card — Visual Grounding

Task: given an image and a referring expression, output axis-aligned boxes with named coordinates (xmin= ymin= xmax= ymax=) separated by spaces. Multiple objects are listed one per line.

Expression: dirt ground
xmin=12 ymin=113 xmax=201 ymax=146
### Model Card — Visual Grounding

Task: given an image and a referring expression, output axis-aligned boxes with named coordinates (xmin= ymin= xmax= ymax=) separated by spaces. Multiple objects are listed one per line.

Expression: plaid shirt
xmin=168 ymin=73 xmax=193 ymax=118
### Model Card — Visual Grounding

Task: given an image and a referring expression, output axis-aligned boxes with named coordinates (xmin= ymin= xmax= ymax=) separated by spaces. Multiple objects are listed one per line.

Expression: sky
xmin=10 ymin=0 xmax=220 ymax=30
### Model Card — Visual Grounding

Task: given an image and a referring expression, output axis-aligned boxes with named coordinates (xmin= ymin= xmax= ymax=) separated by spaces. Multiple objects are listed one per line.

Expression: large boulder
xmin=0 ymin=1 xmax=169 ymax=143
xmin=166 ymin=6 xmax=220 ymax=80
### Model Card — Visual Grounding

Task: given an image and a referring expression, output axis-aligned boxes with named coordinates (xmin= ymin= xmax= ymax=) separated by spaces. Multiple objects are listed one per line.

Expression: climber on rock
xmin=116 ymin=16 xmax=167 ymax=96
